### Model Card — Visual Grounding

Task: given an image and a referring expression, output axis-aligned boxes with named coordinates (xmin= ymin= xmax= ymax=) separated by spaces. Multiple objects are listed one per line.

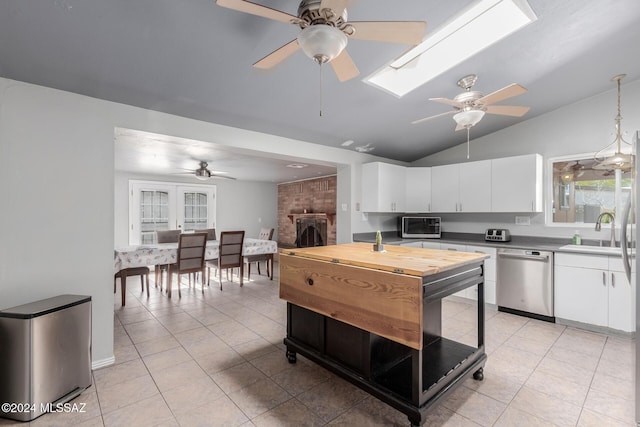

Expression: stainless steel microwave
xmin=399 ymin=216 xmax=441 ymax=239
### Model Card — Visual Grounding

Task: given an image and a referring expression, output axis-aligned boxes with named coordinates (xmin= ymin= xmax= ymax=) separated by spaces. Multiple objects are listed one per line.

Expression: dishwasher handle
xmin=497 ymin=252 xmax=550 ymax=262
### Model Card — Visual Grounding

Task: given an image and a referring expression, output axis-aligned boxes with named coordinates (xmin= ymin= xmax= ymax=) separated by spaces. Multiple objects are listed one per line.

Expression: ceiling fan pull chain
xmin=466 ymin=127 xmax=470 ymax=159
xmin=319 ymin=63 xmax=323 ymax=117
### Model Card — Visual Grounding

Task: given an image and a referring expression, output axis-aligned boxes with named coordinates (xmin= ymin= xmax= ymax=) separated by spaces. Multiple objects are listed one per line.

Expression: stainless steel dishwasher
xmin=496 ymin=248 xmax=554 ymax=322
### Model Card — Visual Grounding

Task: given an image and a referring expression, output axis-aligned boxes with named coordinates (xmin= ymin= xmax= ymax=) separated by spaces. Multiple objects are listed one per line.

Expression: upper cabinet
xmin=405 ymin=167 xmax=432 ymax=213
xmin=431 ymin=160 xmax=491 ymax=212
xmin=361 ymin=162 xmax=406 ymax=213
xmin=491 ymin=154 xmax=543 ymax=212
xmin=361 ymin=153 xmax=542 ymax=213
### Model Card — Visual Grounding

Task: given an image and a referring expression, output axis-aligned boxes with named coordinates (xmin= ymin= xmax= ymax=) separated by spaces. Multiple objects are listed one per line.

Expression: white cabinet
xmin=361 ymin=162 xmax=406 ymax=212
xmin=491 ymin=154 xmax=543 ymax=212
xmin=466 ymin=245 xmax=497 ymax=305
xmin=405 ymin=167 xmax=432 ymax=213
xmin=459 ymin=161 xmax=492 ymax=213
xmin=554 ymin=253 xmax=635 ymax=332
xmin=431 ymin=164 xmax=459 ymax=212
xmin=431 ymin=161 xmax=491 ymax=213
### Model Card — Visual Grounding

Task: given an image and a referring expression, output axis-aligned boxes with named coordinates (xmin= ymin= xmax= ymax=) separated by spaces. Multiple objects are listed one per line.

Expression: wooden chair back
xmin=176 ymin=232 xmax=207 ymax=274
xmin=218 ymin=231 xmax=245 ymax=269
xmin=156 ymin=229 xmax=181 ymax=243
xmin=194 ymin=228 xmax=217 ymax=241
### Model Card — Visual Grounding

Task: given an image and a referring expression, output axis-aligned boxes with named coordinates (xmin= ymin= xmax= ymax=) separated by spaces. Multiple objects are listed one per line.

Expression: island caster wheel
xmin=473 ymin=367 xmax=484 ymax=381
xmin=286 ymin=350 xmax=297 ymax=364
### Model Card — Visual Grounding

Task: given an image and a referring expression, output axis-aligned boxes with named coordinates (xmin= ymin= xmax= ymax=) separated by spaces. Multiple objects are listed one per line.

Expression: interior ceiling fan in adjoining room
xmin=215 ymin=0 xmax=426 ymax=82
xmin=181 ymin=161 xmax=236 ymax=181
xmin=412 ymin=74 xmax=530 ymax=158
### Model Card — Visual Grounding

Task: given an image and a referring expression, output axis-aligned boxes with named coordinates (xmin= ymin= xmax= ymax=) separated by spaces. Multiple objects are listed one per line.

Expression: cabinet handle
xmin=611 ymin=273 xmax=615 ymax=287
xmin=602 ymin=271 xmax=606 ymax=286
xmin=460 ymin=203 xmax=462 ymax=212
xmin=428 ymin=203 xmax=431 ymax=212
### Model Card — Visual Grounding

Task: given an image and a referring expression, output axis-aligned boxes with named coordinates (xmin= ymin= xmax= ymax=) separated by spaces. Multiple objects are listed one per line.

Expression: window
xmin=550 ymin=155 xmax=632 ymax=225
xmin=129 ymin=181 xmax=216 ymax=244
xmin=140 ymin=190 xmax=170 ymax=244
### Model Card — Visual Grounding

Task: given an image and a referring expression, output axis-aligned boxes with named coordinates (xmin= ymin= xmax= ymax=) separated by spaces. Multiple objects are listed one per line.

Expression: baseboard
xmin=92 ymin=356 xmax=115 ymax=370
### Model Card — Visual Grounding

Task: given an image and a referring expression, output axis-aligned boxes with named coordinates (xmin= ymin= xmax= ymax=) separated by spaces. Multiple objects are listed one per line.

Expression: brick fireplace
xmin=277 ymin=176 xmax=336 ymax=248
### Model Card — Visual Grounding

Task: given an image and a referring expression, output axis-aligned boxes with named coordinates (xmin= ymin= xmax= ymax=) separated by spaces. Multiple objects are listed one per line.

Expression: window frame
xmin=546 ymin=152 xmax=630 ymax=228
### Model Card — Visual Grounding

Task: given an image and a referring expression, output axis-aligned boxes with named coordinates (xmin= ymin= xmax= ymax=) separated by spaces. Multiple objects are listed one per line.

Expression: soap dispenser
xmin=572 ymin=230 xmax=582 ymax=245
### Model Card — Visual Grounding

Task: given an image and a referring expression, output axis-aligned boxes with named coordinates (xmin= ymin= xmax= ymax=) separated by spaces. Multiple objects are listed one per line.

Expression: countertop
xmin=352 ymin=231 xmax=632 ymax=257
xmin=281 ymin=242 xmax=488 ymax=277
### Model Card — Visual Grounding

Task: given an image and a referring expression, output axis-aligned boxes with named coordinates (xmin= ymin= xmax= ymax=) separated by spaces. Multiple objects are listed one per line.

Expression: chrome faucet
xmin=595 ymin=212 xmax=616 ymax=247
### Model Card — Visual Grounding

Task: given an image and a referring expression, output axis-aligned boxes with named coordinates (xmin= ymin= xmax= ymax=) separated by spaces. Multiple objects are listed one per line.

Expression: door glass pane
xmin=140 ymin=190 xmax=169 ymax=243
xmin=183 ymin=191 xmax=208 ymax=232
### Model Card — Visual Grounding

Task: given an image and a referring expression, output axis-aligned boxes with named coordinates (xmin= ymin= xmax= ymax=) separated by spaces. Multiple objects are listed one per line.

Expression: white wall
xmin=0 ymin=77 xmax=394 ymax=366
xmin=114 ymin=172 xmax=278 ymax=247
xmin=411 ymin=80 xmax=640 ymax=242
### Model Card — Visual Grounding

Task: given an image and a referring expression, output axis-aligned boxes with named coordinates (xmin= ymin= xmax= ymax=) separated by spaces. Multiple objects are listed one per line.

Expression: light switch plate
xmin=341 ymin=203 xmax=348 ymax=211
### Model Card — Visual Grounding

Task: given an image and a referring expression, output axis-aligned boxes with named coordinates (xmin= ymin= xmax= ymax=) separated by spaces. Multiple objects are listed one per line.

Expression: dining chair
xmin=114 ymin=266 xmax=150 ymax=306
xmin=155 ymin=229 xmax=181 ymax=290
xmin=167 ymin=232 xmax=207 ymax=298
xmin=244 ymin=227 xmax=275 ymax=280
xmin=206 ymin=230 xmax=245 ymax=290
xmin=194 ymin=228 xmax=217 ymax=241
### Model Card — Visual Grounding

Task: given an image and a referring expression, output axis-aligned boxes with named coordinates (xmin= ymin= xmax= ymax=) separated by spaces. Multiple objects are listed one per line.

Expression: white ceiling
xmin=2 ymin=0 xmax=639 ymax=182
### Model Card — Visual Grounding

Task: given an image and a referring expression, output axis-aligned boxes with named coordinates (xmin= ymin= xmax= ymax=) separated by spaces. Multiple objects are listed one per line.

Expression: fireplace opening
xmin=295 ymin=218 xmax=327 ymax=248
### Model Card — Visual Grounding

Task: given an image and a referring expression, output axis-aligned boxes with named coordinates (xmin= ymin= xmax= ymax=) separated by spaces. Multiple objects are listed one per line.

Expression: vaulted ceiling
xmin=2 ymin=0 xmax=639 ymax=181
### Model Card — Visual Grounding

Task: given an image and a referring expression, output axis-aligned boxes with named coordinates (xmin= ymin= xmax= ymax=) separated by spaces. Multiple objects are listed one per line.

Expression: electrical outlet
xmin=515 ymin=216 xmax=531 ymax=226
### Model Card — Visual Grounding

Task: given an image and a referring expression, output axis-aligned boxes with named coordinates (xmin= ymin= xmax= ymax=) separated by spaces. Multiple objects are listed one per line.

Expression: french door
xmin=129 ymin=180 xmax=216 ymax=245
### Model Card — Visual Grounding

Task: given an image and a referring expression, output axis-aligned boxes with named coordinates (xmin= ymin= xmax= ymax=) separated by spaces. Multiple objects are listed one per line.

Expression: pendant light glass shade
xmin=593 ymin=74 xmax=634 ymax=171
xmin=453 ymin=109 xmax=485 ymax=128
xmin=297 ymin=25 xmax=347 ymax=64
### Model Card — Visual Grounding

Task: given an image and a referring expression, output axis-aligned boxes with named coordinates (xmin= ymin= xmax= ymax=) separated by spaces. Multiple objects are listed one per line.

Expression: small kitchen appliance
xmin=398 ymin=216 xmax=441 ymax=238
xmin=485 ymin=228 xmax=511 ymax=242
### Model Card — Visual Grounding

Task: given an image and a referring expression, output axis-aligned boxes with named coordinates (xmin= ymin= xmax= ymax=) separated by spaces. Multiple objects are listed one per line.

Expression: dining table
xmin=114 ymin=238 xmax=278 ymax=303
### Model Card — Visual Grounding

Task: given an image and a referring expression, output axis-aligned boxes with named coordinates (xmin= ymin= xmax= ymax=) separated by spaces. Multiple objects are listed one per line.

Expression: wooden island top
xmin=280 ymin=242 xmax=488 ymax=277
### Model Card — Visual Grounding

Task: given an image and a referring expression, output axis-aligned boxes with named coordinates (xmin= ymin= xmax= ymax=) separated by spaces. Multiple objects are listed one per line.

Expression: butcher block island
xmin=279 ymin=242 xmax=489 ymax=426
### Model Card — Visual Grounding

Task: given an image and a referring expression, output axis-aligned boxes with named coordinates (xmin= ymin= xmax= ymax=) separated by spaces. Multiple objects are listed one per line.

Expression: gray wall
xmin=114 ymin=172 xmax=278 ymax=248
xmin=410 ymin=80 xmax=640 ymax=242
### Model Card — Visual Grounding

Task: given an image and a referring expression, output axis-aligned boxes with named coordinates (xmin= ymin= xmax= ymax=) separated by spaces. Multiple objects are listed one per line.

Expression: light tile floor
xmin=1 ymin=264 xmax=635 ymax=426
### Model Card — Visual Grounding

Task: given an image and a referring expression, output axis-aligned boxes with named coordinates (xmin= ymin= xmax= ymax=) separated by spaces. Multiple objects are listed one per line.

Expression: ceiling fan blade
xmin=429 ymin=97 xmax=464 ymax=108
xmin=320 ymin=0 xmax=349 ymax=18
xmin=330 ymin=49 xmax=359 ymax=82
xmin=485 ymin=105 xmax=530 ymax=117
xmin=348 ymin=21 xmax=426 ymax=45
xmin=216 ymin=0 xmax=297 ymax=24
xmin=253 ymin=39 xmax=300 ymax=69
xmin=411 ymin=110 xmax=455 ymax=125
xmin=477 ymin=83 xmax=527 ymax=106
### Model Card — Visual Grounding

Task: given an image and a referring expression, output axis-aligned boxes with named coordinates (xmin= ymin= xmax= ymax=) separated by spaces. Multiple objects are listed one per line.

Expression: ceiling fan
xmin=216 ymin=0 xmax=426 ymax=82
xmin=184 ymin=161 xmax=236 ymax=181
xmin=412 ymin=74 xmax=530 ymax=130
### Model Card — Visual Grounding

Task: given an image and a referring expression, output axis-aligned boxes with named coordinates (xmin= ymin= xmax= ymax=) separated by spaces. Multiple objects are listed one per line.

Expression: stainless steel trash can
xmin=0 ymin=295 xmax=92 ymax=421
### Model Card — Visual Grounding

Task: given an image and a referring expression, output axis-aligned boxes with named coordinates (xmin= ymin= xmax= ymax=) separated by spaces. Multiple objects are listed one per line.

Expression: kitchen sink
xmin=559 ymin=244 xmax=623 ymax=255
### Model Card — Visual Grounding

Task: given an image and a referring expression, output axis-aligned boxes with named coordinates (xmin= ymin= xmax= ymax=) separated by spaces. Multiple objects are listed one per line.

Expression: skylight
xmin=364 ymin=0 xmax=537 ymax=98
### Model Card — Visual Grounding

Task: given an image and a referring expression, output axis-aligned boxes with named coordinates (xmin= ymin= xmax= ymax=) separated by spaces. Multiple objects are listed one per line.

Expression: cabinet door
xmin=431 ymin=164 xmax=459 ymax=212
xmin=362 ymin=162 xmax=406 ymax=212
xmin=459 ymin=160 xmax=492 ymax=212
xmin=466 ymin=245 xmax=496 ymax=304
xmin=405 ymin=167 xmax=432 ymax=212
xmin=608 ymin=271 xmax=634 ymax=331
xmin=491 ymin=154 xmax=543 ymax=212
xmin=554 ymin=265 xmax=608 ymax=327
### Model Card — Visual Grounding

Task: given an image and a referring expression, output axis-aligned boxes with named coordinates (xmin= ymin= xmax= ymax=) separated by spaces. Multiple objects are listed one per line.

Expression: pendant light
xmin=593 ymin=74 xmax=634 ymax=171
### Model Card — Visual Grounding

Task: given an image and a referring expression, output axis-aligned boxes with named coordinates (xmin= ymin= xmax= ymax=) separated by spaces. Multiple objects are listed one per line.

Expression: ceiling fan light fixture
xmin=297 ymin=25 xmax=347 ymax=64
xmin=453 ymin=109 xmax=485 ymax=128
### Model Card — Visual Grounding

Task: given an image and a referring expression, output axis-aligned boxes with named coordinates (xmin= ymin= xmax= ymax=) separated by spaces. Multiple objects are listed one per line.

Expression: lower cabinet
xmin=554 ymin=253 xmax=635 ymax=332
